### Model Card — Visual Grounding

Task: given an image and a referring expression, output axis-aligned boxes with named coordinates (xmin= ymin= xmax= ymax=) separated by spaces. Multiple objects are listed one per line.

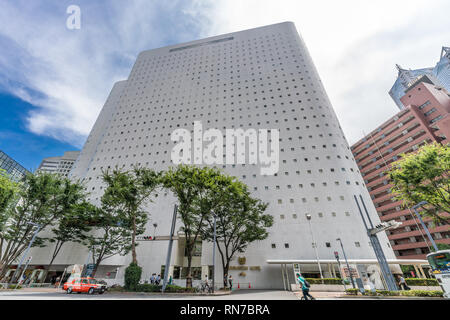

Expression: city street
xmin=0 ymin=289 xmax=297 ymax=300
xmin=0 ymin=289 xmax=445 ymax=300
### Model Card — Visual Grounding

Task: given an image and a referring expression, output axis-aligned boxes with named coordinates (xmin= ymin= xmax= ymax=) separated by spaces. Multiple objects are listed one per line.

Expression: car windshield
xmin=89 ymin=279 xmax=97 ymax=284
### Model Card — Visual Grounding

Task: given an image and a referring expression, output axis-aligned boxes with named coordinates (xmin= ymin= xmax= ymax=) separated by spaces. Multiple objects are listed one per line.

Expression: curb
xmin=340 ymin=295 xmax=445 ymax=300
xmin=108 ymin=290 xmax=232 ymax=296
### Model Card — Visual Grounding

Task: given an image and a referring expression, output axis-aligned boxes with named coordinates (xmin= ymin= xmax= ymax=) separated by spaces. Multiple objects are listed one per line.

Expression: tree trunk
xmin=131 ymin=215 xmax=137 ymax=264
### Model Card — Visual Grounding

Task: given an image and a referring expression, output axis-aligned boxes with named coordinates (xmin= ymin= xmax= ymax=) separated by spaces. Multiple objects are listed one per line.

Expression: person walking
xmin=398 ymin=275 xmax=410 ymax=290
xmin=223 ymin=274 xmax=228 ymax=289
xmin=150 ymin=273 xmax=155 ymax=285
xmin=156 ymin=274 xmax=161 ymax=285
xmin=296 ymin=273 xmax=315 ymax=300
xmin=228 ymin=275 xmax=233 ymax=289
xmin=203 ymin=274 xmax=211 ymax=293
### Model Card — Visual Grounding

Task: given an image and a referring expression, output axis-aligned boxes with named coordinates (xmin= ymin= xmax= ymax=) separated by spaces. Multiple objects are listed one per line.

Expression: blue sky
xmin=0 ymin=0 xmax=449 ymax=171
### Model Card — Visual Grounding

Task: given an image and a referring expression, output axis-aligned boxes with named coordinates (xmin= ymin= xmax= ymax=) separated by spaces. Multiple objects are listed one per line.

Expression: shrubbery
xmin=405 ymin=278 xmax=439 ymax=286
xmin=136 ymin=284 xmax=160 ymax=292
xmin=7 ymin=284 xmax=22 ymax=289
xmin=305 ymin=278 xmax=344 ymax=285
xmin=124 ymin=263 xmax=142 ymax=291
xmin=400 ymin=290 xmax=443 ymax=297
xmin=345 ymin=288 xmax=358 ymax=295
xmin=345 ymin=288 xmax=443 ymax=297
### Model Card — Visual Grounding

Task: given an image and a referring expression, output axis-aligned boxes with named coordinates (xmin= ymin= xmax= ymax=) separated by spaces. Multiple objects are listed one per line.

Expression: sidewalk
xmin=293 ymin=291 xmax=446 ymax=300
xmin=294 ymin=291 xmax=346 ymax=299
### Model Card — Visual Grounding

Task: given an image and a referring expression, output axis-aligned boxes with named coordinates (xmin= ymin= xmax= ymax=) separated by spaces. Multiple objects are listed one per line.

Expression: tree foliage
xmin=162 ymin=165 xmax=225 ymax=287
xmin=389 ymin=142 xmax=449 ymax=225
xmin=0 ymin=173 xmax=87 ymax=279
xmin=46 ymin=200 xmax=98 ymax=270
xmin=124 ymin=262 xmax=142 ymax=291
xmin=200 ymin=178 xmax=272 ymax=283
xmin=101 ymin=166 xmax=161 ymax=265
xmin=82 ymin=203 xmax=134 ymax=275
xmin=0 ymin=169 xmax=19 ymax=215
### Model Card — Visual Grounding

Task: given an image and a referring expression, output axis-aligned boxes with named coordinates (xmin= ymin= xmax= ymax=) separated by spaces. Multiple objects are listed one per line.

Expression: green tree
xmin=82 ymin=204 xmax=134 ymax=275
xmin=162 ymin=165 xmax=223 ymax=287
xmin=101 ymin=166 xmax=161 ymax=265
xmin=45 ymin=201 xmax=97 ymax=276
xmin=0 ymin=169 xmax=19 ymax=215
xmin=0 ymin=173 xmax=82 ymax=279
xmin=389 ymin=142 xmax=449 ymax=226
xmin=437 ymin=243 xmax=450 ymax=251
xmin=200 ymin=180 xmax=272 ymax=284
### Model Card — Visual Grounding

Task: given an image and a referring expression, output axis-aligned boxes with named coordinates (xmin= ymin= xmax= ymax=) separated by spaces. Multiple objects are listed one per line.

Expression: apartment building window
xmin=424 ymin=108 xmax=436 ymax=116
xmin=418 ymin=100 xmax=431 ymax=110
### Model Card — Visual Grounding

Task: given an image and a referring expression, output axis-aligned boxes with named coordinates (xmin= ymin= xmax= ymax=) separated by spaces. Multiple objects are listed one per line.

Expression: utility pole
xmin=334 ymin=251 xmax=346 ymax=290
xmin=9 ymin=222 xmax=41 ymax=285
xmin=162 ymin=204 xmax=178 ymax=293
xmin=212 ymin=214 xmax=217 ymax=293
xmin=336 ymin=238 xmax=356 ymax=289
xmin=306 ymin=214 xmax=323 ymax=280
xmin=354 ymin=195 xmax=399 ymax=291
xmin=412 ymin=201 xmax=439 ymax=252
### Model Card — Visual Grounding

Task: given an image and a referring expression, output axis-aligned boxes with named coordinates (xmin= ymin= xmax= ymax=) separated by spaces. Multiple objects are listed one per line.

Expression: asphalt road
xmin=0 ymin=289 xmax=300 ymax=300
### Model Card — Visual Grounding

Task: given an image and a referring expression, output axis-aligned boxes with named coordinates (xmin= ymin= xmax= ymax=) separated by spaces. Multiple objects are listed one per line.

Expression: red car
xmin=63 ymin=277 xmax=107 ymax=294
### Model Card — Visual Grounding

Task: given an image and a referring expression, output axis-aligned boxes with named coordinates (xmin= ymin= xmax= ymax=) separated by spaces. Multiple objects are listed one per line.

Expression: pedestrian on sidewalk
xmin=156 ymin=274 xmax=161 ymax=285
xmin=398 ymin=275 xmax=410 ymax=290
xmin=223 ymin=274 xmax=228 ymax=289
xmin=228 ymin=275 xmax=233 ymax=289
xmin=150 ymin=273 xmax=155 ymax=284
xmin=296 ymin=273 xmax=315 ymax=300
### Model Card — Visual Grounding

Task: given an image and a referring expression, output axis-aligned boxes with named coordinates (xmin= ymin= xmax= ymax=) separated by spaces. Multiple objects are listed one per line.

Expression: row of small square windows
xmin=272 ymin=241 xmax=363 ymax=249
xmin=277 ymin=196 xmax=350 ymax=204
xmin=133 ymin=51 xmax=302 ymax=73
xmin=278 ymin=212 xmax=351 ymax=219
xmin=136 ymin=35 xmax=300 ymax=65
xmin=116 ymin=103 xmax=330 ymax=121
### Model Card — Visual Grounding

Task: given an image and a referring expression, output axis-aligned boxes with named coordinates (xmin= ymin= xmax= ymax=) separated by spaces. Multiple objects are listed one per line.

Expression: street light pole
xmin=336 ymin=238 xmax=356 ymax=289
xmin=9 ymin=222 xmax=41 ymax=285
xmin=412 ymin=201 xmax=439 ymax=252
xmin=212 ymin=214 xmax=217 ymax=293
xmin=306 ymin=214 xmax=323 ymax=280
xmin=162 ymin=204 xmax=178 ymax=293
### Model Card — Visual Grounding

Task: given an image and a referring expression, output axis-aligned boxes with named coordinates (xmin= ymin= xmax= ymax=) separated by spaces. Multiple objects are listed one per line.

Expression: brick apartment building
xmin=351 ymin=75 xmax=450 ymax=259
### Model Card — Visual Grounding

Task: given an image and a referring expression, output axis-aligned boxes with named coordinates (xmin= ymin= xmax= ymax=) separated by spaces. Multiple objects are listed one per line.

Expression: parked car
xmin=63 ymin=277 xmax=107 ymax=294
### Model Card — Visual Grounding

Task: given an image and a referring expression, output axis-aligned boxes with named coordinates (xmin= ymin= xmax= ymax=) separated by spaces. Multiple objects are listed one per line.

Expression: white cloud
xmin=195 ymin=0 xmax=450 ymax=144
xmin=0 ymin=0 xmax=448 ymax=147
xmin=0 ymin=0 xmax=208 ymax=146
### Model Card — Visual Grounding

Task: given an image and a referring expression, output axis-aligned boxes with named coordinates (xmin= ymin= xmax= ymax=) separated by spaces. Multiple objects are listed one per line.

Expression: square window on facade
xmin=271 ymin=244 xmax=276 ymax=249
xmin=284 ymin=243 xmax=289 ymax=248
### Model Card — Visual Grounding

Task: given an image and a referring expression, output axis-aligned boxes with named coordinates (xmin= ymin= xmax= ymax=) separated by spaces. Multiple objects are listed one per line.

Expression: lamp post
xmin=305 ymin=214 xmax=323 ymax=280
xmin=411 ymin=201 xmax=439 ymax=252
xmin=9 ymin=222 xmax=42 ymax=285
xmin=212 ymin=214 xmax=217 ymax=293
xmin=336 ymin=238 xmax=355 ymax=289
xmin=153 ymin=223 xmax=158 ymax=240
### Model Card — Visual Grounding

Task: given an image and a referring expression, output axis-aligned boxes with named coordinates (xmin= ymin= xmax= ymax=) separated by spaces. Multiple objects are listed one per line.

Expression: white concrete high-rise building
xmin=37 ymin=151 xmax=80 ymax=177
xmin=29 ymin=22 xmax=401 ymax=289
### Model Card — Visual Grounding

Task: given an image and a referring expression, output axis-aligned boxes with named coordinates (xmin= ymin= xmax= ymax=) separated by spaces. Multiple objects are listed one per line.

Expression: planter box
xmin=291 ymin=283 xmax=346 ymax=292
